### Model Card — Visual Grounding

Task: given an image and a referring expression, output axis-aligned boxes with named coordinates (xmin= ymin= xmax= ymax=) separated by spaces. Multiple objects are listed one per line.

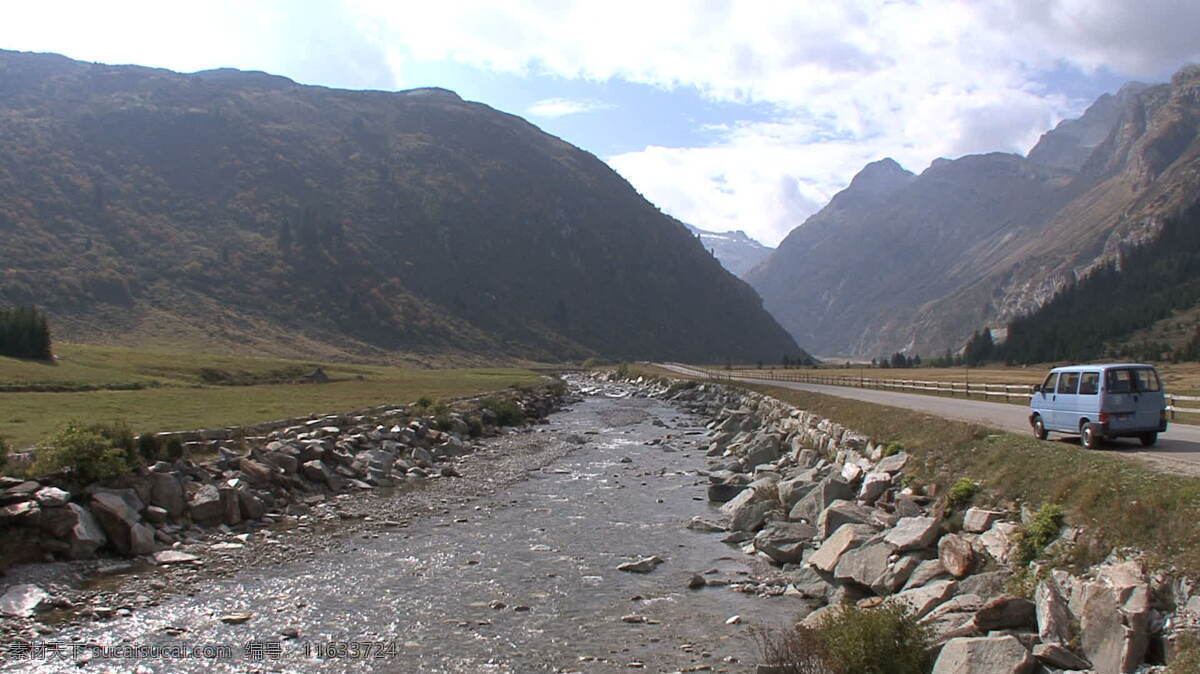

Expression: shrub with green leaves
xmin=164 ymin=436 xmax=185 ymax=461
xmin=1013 ymin=502 xmax=1066 ymax=565
xmin=948 ymin=477 xmax=980 ymax=507
xmin=814 ymin=602 xmax=934 ymax=674
xmin=136 ymin=434 xmax=162 ymax=464
xmin=32 ymin=422 xmax=129 ymax=485
xmin=882 ymin=441 xmax=905 ymax=458
xmin=480 ymin=397 xmax=524 ymax=426
xmin=415 ymin=395 xmax=433 ymax=409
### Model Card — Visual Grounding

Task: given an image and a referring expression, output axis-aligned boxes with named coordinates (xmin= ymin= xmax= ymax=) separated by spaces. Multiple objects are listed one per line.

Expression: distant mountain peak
xmin=845 ymin=157 xmax=916 ymax=197
xmin=1027 ymin=80 xmax=1150 ymax=172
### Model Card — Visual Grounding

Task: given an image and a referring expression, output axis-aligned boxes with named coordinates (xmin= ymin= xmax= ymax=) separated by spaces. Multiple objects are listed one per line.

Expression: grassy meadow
xmin=0 ymin=344 xmax=540 ymax=448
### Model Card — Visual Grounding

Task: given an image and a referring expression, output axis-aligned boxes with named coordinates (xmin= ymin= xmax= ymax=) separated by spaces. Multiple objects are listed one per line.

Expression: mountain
xmin=683 ymin=224 xmax=773 ymax=278
xmin=0 ymin=50 xmax=801 ymax=365
xmin=747 ymin=65 xmax=1200 ymax=359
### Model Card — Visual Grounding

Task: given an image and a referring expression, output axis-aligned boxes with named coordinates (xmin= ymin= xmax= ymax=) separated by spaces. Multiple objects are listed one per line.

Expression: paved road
xmin=657 ymin=363 xmax=1200 ymax=477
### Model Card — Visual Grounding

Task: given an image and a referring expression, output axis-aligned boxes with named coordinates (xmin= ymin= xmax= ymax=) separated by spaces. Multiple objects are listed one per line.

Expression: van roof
xmin=1048 ymin=363 xmax=1157 ymax=373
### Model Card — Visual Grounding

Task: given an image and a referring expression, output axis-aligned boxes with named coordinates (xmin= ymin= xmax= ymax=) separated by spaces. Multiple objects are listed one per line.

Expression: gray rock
xmin=932 ymin=635 xmax=1036 ymax=673
xmin=0 ymin=500 xmax=40 ymax=525
xmin=834 ymin=541 xmax=894 ymax=589
xmin=872 ymin=553 xmax=922 ymax=596
xmin=777 ymin=475 xmax=815 ymax=511
xmin=38 ymin=503 xmax=107 ymax=559
xmin=809 ymin=523 xmax=876 ymax=573
xmin=858 ymin=471 xmax=892 ymax=504
xmin=962 ymin=507 xmax=1004 ymax=533
xmin=34 ymin=487 xmax=70 ymax=508
xmin=816 ymin=499 xmax=874 ymax=539
xmin=707 ymin=481 xmax=747 ymax=503
xmin=238 ymin=490 xmax=267 ymax=520
xmin=840 ymin=461 xmax=863 ymax=484
xmin=742 ymin=433 xmax=783 ymax=467
xmin=686 ymin=516 xmax=727 ymax=533
xmin=143 ymin=505 xmax=168 ymax=524
xmin=884 ymin=516 xmax=940 ymax=551
xmin=938 ymin=533 xmax=975 ymax=578
xmin=218 ymin=487 xmax=242 ymax=525
xmin=1076 ymin=578 xmax=1147 ymax=673
xmin=188 ymin=484 xmax=225 ymax=525
xmin=974 ymin=595 xmax=1036 ymax=631
xmin=875 ymin=452 xmax=909 ymax=474
xmin=790 ymin=476 xmax=854 ymax=524
xmin=754 ymin=522 xmax=817 ymax=564
xmin=90 ymin=492 xmax=156 ymax=555
xmin=903 ymin=559 xmax=948 ymax=591
xmin=790 ymin=565 xmax=834 ymax=600
xmin=1032 ymin=642 xmax=1091 ymax=670
xmin=301 ymin=460 xmax=334 ymax=485
xmin=153 ymin=550 xmax=200 ymax=565
xmin=978 ymin=521 xmax=1017 ymax=564
xmin=148 ymin=471 xmax=186 ymax=518
xmin=1036 ymin=578 xmax=1074 ymax=645
xmin=887 ymin=579 xmax=958 ymax=619
xmin=957 ymin=570 xmax=1011 ymax=599
xmin=617 ymin=556 xmax=664 ymax=573
xmin=0 ymin=584 xmax=49 ymax=618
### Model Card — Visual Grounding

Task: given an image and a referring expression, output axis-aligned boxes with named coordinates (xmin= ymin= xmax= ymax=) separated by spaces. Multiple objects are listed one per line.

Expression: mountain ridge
xmin=0 ymin=50 xmax=802 ymax=365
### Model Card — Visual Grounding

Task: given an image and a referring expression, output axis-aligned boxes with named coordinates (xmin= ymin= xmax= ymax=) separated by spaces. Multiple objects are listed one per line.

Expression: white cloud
xmin=4 ymin=0 xmax=1197 ymax=246
xmin=337 ymin=0 xmax=1200 ymax=245
xmin=527 ymin=97 xmax=615 ymax=118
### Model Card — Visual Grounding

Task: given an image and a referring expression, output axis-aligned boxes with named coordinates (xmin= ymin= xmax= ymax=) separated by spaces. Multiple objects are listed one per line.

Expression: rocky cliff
xmin=748 ymin=66 xmax=1200 ymax=358
xmin=0 ymin=50 xmax=799 ymax=365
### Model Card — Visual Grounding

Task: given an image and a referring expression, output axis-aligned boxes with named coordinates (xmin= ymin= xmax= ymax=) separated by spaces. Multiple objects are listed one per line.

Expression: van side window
xmin=1106 ymin=369 xmax=1134 ymax=394
xmin=1079 ymin=372 xmax=1099 ymax=395
xmin=1135 ymin=369 xmax=1161 ymax=392
xmin=1041 ymin=373 xmax=1058 ymax=392
xmin=1057 ymin=372 xmax=1080 ymax=394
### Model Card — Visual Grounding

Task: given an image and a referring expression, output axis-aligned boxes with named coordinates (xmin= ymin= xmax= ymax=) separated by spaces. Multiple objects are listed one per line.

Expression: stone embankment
xmin=607 ymin=372 xmax=1198 ymax=673
xmin=0 ymin=384 xmax=566 ymax=598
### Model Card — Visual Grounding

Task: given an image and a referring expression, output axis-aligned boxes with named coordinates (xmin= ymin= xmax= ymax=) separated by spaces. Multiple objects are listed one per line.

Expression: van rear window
xmin=1079 ymin=372 xmax=1099 ymax=395
xmin=1105 ymin=368 xmax=1161 ymax=393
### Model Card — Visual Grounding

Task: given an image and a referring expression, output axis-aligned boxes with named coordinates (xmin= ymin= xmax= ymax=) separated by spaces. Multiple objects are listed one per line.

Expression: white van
xmin=1029 ymin=363 xmax=1167 ymax=448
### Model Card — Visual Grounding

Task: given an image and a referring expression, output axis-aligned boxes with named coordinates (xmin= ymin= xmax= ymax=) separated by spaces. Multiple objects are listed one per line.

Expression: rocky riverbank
xmin=0 ymin=382 xmax=568 ymax=637
xmin=606 ymin=371 xmax=1200 ymax=673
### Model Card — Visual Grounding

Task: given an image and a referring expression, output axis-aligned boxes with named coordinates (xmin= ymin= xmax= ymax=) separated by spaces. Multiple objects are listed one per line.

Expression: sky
xmin=3 ymin=1 xmax=1199 ymax=246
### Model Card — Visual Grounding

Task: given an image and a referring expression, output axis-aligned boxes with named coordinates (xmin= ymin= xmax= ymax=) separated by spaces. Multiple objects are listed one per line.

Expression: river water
xmin=8 ymin=390 xmax=798 ymax=673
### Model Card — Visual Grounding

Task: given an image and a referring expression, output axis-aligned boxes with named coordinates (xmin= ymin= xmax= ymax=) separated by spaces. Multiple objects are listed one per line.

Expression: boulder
xmin=148 ymin=471 xmax=186 ymax=518
xmin=742 ymin=433 xmax=783 ymax=467
xmin=932 ymin=635 xmax=1036 ymax=674
xmin=38 ymin=503 xmax=107 ymax=559
xmin=872 ymin=553 xmax=922 ymax=596
xmin=238 ymin=459 xmax=275 ymax=485
xmin=957 ymin=570 xmax=1011 ymax=598
xmin=90 ymin=491 xmax=156 ymax=555
xmin=938 ymin=534 xmax=975 ymax=578
xmin=903 ymin=559 xmax=948 ymax=591
xmin=1076 ymin=578 xmax=1148 ymax=673
xmin=816 ymin=500 xmax=874 ymax=539
xmin=188 ymin=484 xmax=225 ymax=525
xmin=887 ymin=579 xmax=958 ymax=619
xmin=301 ymin=460 xmax=334 ymax=485
xmin=973 ymin=596 xmax=1036 ymax=631
xmin=858 ymin=471 xmax=892 ymax=504
xmin=1032 ymin=642 xmax=1091 ymax=670
xmin=834 ymin=541 xmax=894 ymax=589
xmin=218 ymin=487 xmax=242 ymax=525
xmin=721 ymin=480 xmax=777 ymax=531
xmin=978 ymin=521 xmax=1017 ymax=564
xmin=0 ymin=584 xmax=49 ymax=618
xmin=34 ymin=487 xmax=70 ymax=508
xmin=1036 ymin=578 xmax=1074 ymax=644
xmin=962 ymin=507 xmax=1004 ymax=533
xmin=707 ymin=480 xmax=748 ymax=503
xmin=875 ymin=452 xmax=909 ymax=474
xmin=143 ymin=505 xmax=168 ymax=524
xmin=754 ymin=522 xmax=817 ymax=564
xmin=840 ymin=462 xmax=863 ymax=484
xmin=0 ymin=500 xmax=40 ymax=525
xmin=777 ymin=475 xmax=816 ymax=511
xmin=790 ymin=565 xmax=834 ymax=600
xmin=884 ymin=516 xmax=940 ymax=551
xmin=790 ymin=476 xmax=854 ymax=524
xmin=238 ymin=489 xmax=267 ymax=520
xmin=809 ymin=523 xmax=876 ymax=573
xmin=153 ymin=550 xmax=200 ymax=565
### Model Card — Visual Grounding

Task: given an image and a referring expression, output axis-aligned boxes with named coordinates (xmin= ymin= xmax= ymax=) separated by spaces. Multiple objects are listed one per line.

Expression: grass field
xmin=0 ymin=344 xmax=540 ymax=448
xmin=632 ymin=364 xmax=1200 ymax=577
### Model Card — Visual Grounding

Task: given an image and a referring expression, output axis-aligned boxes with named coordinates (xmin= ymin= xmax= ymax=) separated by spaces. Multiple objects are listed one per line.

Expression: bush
xmin=164 ymin=436 xmax=185 ymax=461
xmin=948 ymin=478 xmax=979 ymax=507
xmin=32 ymin=422 xmax=129 ymax=485
xmin=614 ymin=363 xmax=631 ymax=380
xmin=1013 ymin=502 xmax=1066 ymax=565
xmin=882 ymin=441 xmax=905 ymax=458
xmin=415 ymin=395 xmax=433 ymax=409
xmin=751 ymin=624 xmax=832 ymax=674
xmin=481 ymin=397 xmax=524 ymax=426
xmin=815 ymin=603 xmax=934 ymax=674
xmin=136 ymin=434 xmax=162 ymax=464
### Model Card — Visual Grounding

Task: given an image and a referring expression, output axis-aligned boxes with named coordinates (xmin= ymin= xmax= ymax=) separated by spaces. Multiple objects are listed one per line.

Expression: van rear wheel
xmin=1081 ymin=422 xmax=1100 ymax=449
xmin=1032 ymin=415 xmax=1047 ymax=440
xmin=1140 ymin=432 xmax=1158 ymax=447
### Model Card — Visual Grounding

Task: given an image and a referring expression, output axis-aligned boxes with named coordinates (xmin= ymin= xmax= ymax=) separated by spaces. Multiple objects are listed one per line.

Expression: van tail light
xmin=1098 ymin=412 xmax=1110 ymax=425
